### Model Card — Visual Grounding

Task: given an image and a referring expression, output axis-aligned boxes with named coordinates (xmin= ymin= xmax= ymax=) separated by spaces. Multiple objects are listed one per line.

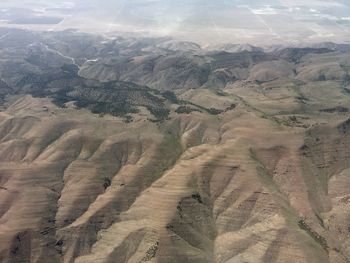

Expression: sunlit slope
xmin=1 ymin=85 xmax=350 ymax=263
xmin=0 ymin=29 xmax=350 ymax=262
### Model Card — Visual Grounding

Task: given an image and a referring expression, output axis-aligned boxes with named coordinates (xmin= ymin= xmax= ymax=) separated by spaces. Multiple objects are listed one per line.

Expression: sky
xmin=0 ymin=0 xmax=350 ymax=45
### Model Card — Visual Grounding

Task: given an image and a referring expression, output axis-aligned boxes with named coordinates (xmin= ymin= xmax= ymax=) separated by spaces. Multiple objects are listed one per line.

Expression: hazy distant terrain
xmin=0 ymin=0 xmax=350 ymax=45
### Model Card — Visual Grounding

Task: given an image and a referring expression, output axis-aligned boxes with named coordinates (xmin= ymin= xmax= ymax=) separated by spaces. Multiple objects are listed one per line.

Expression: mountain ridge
xmin=0 ymin=28 xmax=350 ymax=263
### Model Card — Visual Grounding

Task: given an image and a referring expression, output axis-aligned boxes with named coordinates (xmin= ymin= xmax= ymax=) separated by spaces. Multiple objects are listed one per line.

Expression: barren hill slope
xmin=0 ymin=29 xmax=350 ymax=263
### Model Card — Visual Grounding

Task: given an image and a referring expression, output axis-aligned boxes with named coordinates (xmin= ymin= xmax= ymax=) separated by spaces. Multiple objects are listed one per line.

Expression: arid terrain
xmin=0 ymin=28 xmax=350 ymax=263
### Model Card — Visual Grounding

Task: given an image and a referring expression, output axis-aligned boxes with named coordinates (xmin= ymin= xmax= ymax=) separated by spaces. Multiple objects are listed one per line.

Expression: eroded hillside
xmin=0 ymin=29 xmax=350 ymax=263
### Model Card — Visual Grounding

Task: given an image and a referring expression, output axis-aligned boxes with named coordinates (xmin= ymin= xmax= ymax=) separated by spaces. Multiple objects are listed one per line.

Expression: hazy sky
xmin=0 ymin=0 xmax=350 ymax=45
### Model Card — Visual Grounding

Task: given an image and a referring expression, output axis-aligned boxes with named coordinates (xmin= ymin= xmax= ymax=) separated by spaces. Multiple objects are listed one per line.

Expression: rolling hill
xmin=0 ymin=28 xmax=350 ymax=263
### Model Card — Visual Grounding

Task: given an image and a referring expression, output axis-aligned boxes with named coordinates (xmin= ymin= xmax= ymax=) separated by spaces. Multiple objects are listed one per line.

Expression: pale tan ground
xmin=1 ymin=71 xmax=350 ymax=263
